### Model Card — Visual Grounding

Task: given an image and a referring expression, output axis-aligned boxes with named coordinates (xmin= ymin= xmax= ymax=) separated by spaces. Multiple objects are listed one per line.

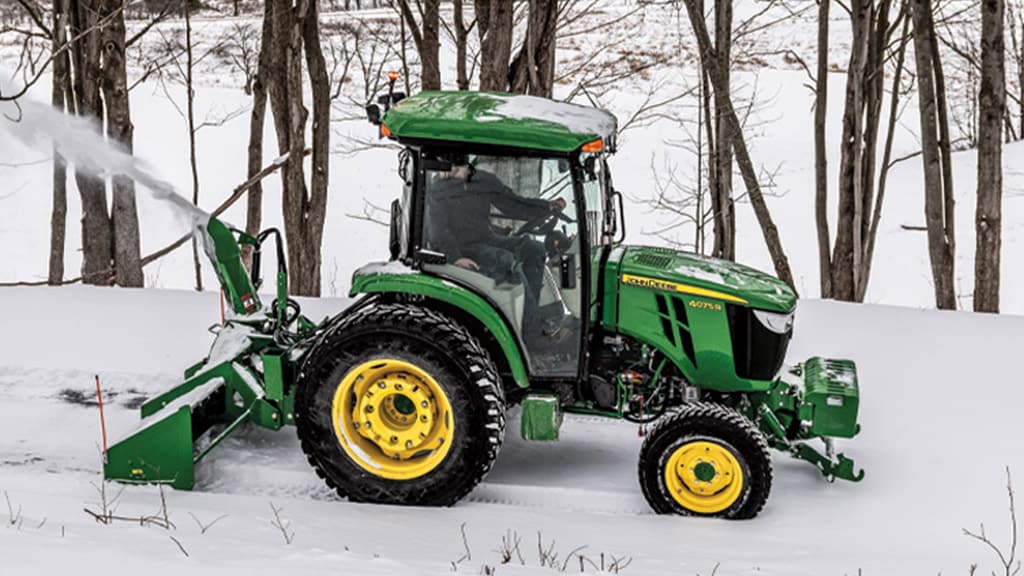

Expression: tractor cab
xmin=372 ymin=91 xmax=622 ymax=379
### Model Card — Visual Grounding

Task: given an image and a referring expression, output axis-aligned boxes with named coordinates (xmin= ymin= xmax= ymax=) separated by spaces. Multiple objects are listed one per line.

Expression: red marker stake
xmin=95 ymin=374 xmax=108 ymax=453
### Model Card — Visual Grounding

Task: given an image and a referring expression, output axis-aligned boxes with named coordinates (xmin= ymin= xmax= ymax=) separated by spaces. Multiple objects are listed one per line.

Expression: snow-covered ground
xmin=1 ymin=286 xmax=1022 ymax=575
xmin=2 ymin=1 xmax=1023 ymax=574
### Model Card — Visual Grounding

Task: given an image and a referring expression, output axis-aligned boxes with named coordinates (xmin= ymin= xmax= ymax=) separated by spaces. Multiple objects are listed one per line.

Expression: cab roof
xmin=381 ymin=91 xmax=618 ymax=153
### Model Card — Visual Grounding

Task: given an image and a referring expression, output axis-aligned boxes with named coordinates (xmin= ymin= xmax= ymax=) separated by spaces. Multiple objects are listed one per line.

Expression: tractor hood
xmin=617 ymin=246 xmax=797 ymax=313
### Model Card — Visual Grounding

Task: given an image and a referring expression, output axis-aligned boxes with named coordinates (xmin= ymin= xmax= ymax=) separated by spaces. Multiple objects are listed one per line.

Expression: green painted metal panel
xmin=521 ymin=394 xmax=562 ymax=441
xmin=104 ymin=405 xmax=197 ymax=490
xmin=600 ymin=246 xmax=626 ymax=328
xmin=262 ymin=353 xmax=285 ymax=402
xmin=803 ymin=357 xmax=860 ymax=438
xmin=350 ymin=267 xmax=530 ymax=388
xmin=614 ymin=279 xmax=774 ymax=393
xmin=201 ymin=217 xmax=260 ymax=315
xmin=616 ymin=246 xmax=796 ymax=313
xmin=382 ymin=91 xmax=616 ymax=153
xmin=141 ymin=362 xmax=236 ymax=419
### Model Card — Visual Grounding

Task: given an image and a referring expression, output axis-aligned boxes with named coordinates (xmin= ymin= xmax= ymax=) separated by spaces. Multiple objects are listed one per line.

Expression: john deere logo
xmin=622 ymin=275 xmax=677 ymax=292
xmin=621 ymin=274 xmax=748 ymax=304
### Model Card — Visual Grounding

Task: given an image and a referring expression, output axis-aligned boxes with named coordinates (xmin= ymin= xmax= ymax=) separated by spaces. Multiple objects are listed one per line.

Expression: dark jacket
xmin=426 ymin=170 xmax=550 ymax=260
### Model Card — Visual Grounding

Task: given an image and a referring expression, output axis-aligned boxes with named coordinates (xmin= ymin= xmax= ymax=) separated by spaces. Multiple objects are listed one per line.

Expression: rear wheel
xmin=296 ymin=303 xmax=505 ymax=506
xmin=639 ymin=402 xmax=772 ymax=519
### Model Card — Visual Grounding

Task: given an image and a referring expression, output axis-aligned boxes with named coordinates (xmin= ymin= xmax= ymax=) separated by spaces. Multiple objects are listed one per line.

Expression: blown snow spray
xmin=0 ymin=98 xmax=213 ymax=249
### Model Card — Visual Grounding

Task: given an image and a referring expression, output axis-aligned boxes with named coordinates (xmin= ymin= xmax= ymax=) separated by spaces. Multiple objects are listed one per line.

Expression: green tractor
xmin=104 ymin=90 xmax=863 ymax=519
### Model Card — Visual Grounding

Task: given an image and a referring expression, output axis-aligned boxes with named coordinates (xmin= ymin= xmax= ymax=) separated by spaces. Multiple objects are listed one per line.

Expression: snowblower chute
xmin=103 ymin=217 xmax=320 ymax=489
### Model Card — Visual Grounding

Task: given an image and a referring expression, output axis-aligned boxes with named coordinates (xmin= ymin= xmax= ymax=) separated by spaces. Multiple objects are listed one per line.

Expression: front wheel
xmin=296 ymin=303 xmax=505 ymax=506
xmin=639 ymin=402 xmax=772 ymax=519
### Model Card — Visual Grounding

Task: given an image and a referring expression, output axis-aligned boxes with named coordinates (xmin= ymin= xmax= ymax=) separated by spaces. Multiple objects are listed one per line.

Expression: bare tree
xmin=814 ymin=0 xmax=830 ymax=298
xmin=397 ymin=0 xmax=440 ymax=90
xmin=682 ymin=0 xmax=795 ymax=290
xmin=911 ymin=0 xmax=957 ymax=309
xmin=476 ymin=0 xmax=514 ymax=91
xmin=830 ymin=0 xmax=908 ymax=303
xmin=509 ymin=0 xmax=558 ymax=97
xmin=68 ymin=0 xmax=144 ymax=287
xmin=185 ymin=4 xmax=202 ymax=291
xmin=452 ymin=0 xmax=472 ymax=89
xmin=49 ymin=0 xmax=72 ymax=285
xmin=975 ymin=0 xmax=1005 ymax=312
xmin=260 ymin=0 xmax=332 ymax=296
xmin=244 ymin=6 xmax=273 ymax=269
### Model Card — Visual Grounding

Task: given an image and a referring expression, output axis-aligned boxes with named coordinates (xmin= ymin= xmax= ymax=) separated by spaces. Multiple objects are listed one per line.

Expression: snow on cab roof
xmin=381 ymin=91 xmax=618 ymax=153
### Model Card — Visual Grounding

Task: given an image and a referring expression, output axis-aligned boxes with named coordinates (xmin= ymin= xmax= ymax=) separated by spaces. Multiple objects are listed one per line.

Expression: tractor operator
xmin=427 ymin=161 xmax=566 ymax=341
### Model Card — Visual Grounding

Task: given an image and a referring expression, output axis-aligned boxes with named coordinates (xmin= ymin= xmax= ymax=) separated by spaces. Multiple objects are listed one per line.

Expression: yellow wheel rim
xmin=331 ymin=358 xmax=454 ymax=480
xmin=664 ymin=440 xmax=745 ymax=514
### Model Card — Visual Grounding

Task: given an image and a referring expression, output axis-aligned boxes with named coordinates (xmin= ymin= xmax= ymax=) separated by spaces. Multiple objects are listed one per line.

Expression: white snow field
xmin=2 ymin=2 xmax=1024 ymax=573
xmin=1 ymin=286 xmax=1022 ymax=575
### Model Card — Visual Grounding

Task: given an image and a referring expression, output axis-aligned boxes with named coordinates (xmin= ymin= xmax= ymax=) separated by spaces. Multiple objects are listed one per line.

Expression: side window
xmin=420 ymin=155 xmax=582 ymax=378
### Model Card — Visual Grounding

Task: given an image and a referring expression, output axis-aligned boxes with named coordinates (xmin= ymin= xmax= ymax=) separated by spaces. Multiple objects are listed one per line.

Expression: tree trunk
xmin=397 ymin=0 xmax=441 ymax=90
xmin=454 ymin=0 xmax=470 ymax=90
xmin=476 ymin=0 xmax=513 ymax=91
xmin=858 ymin=15 xmax=911 ymax=302
xmin=832 ymin=0 xmax=870 ymax=302
xmin=282 ymin=1 xmax=311 ymax=295
xmin=185 ymin=3 xmax=203 ymax=291
xmin=814 ymin=0 xmax=831 ymax=298
xmin=510 ymin=0 xmax=558 ymax=97
xmin=261 ymin=0 xmax=330 ymax=296
xmin=910 ymin=0 xmax=957 ymax=309
xmin=301 ymin=0 xmax=331 ymax=297
xmin=100 ymin=0 xmax=143 ymax=288
xmin=71 ymin=0 xmax=114 ymax=285
xmin=243 ymin=2 xmax=274 ymax=270
xmin=49 ymin=0 xmax=72 ymax=285
xmin=421 ymin=0 xmax=440 ymax=90
xmin=712 ymin=0 xmax=734 ymax=261
xmin=683 ymin=0 xmax=796 ymax=291
xmin=856 ymin=0 xmax=890 ymax=297
xmin=975 ymin=0 xmax=1005 ymax=312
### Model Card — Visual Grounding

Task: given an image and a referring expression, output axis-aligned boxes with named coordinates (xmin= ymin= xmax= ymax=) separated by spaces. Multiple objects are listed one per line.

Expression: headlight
xmin=753 ymin=309 xmax=794 ymax=334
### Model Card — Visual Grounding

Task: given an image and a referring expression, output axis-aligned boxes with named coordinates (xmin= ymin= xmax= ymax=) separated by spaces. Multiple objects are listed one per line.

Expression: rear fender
xmin=349 ymin=268 xmax=529 ymax=388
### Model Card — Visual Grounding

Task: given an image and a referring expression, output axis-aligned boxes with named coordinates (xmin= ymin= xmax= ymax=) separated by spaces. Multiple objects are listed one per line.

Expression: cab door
xmin=419 ymin=153 xmax=583 ymax=378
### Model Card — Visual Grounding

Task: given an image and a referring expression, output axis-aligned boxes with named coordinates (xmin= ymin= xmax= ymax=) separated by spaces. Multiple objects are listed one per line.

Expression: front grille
xmin=726 ymin=304 xmax=791 ymax=380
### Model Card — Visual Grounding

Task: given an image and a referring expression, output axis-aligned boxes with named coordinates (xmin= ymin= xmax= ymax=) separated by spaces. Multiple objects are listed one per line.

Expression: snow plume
xmin=0 ymin=98 xmax=209 ymax=227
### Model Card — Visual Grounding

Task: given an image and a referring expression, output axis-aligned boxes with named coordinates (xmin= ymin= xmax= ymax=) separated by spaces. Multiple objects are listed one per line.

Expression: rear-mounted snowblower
xmin=104 ymin=89 xmax=863 ymax=518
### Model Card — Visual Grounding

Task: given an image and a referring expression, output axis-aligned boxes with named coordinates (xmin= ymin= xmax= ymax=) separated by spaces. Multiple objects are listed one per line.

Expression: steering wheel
xmin=514 ymin=207 xmax=574 ymax=237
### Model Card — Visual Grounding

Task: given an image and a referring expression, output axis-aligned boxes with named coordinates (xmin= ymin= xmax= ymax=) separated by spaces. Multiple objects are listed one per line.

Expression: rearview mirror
xmin=366 ymin=104 xmax=381 ymax=125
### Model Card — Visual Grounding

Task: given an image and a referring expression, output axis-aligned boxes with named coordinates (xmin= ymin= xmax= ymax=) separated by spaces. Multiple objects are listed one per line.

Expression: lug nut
xmin=405 ymin=440 xmax=413 ymax=448
xmin=378 ymin=382 xmax=387 ymax=389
